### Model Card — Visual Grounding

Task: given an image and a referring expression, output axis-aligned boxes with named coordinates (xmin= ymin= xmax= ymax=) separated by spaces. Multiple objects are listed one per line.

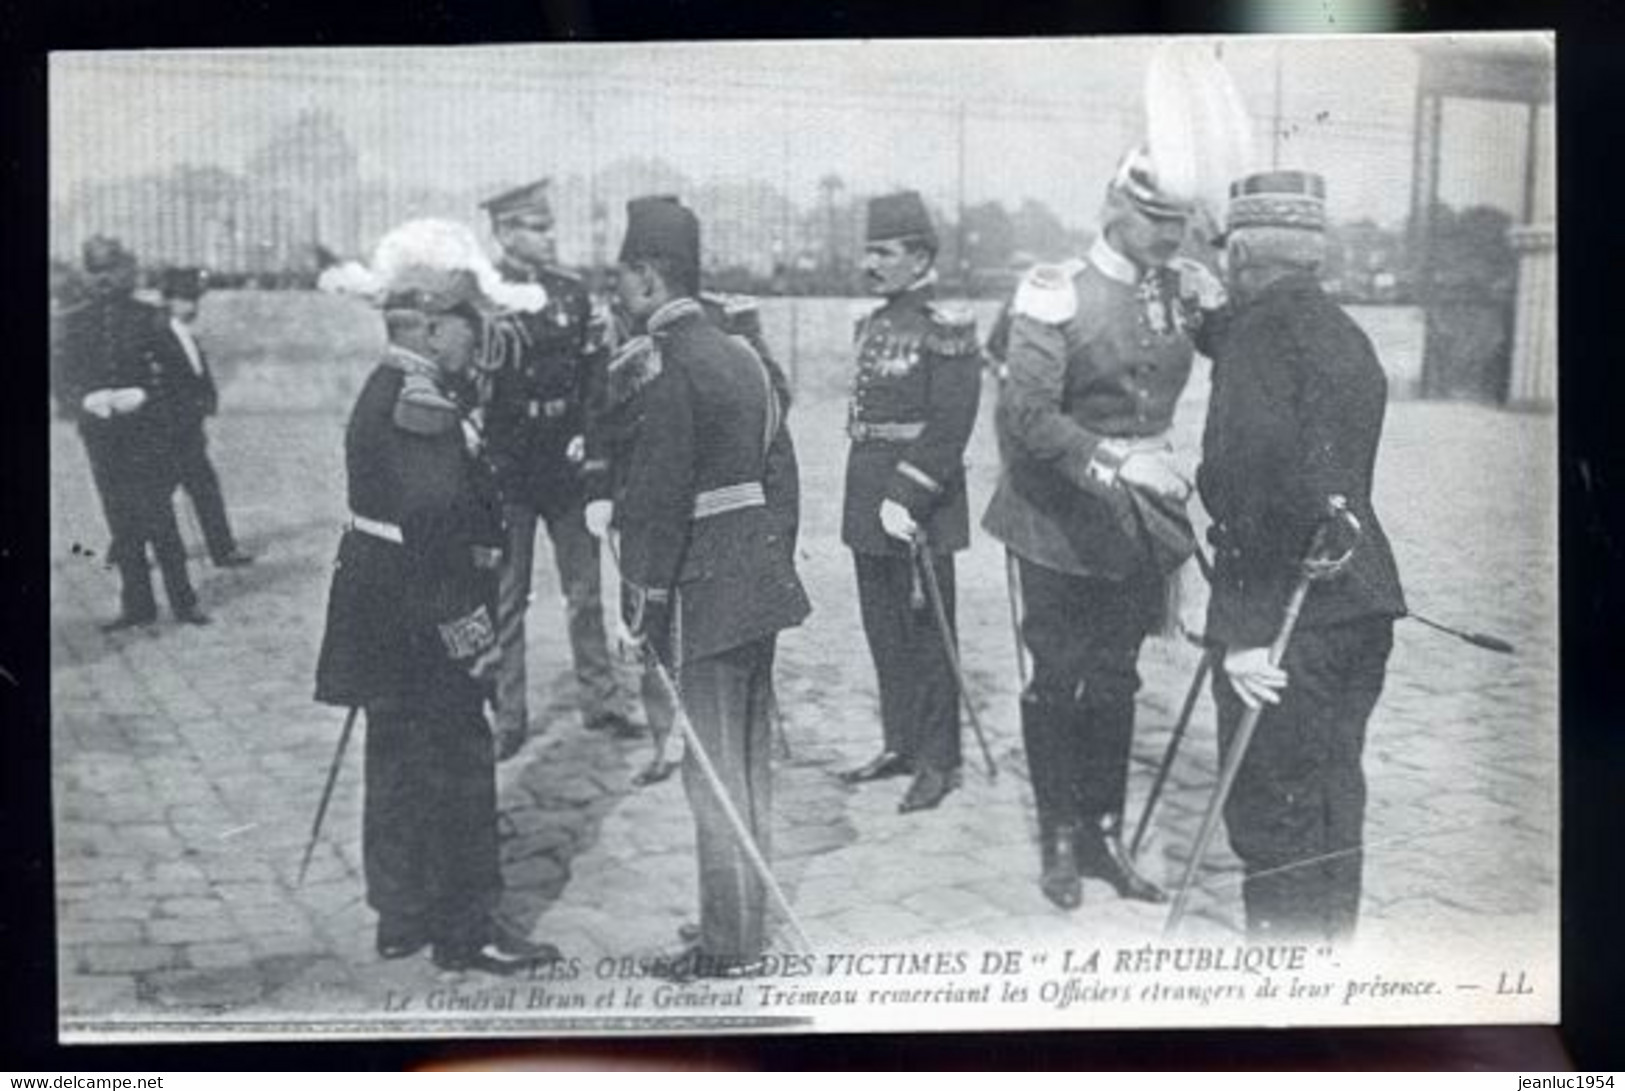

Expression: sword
xmin=911 ymin=533 xmax=998 ymax=781
xmin=1130 ymin=648 xmax=1213 ymax=860
xmin=298 ymin=704 xmax=360 ymax=887
xmin=1165 ymin=505 xmax=1361 ymax=935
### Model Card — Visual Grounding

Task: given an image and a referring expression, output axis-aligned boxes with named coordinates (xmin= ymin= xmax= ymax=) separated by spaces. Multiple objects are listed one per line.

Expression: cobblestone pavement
xmin=50 ymin=376 xmax=1558 ymax=1028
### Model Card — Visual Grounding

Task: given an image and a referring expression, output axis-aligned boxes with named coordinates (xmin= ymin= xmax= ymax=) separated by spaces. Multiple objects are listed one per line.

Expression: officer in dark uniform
xmin=983 ymin=148 xmax=1218 ymax=910
xmin=1198 ymin=171 xmax=1406 ymax=943
xmin=583 ymin=268 xmax=800 ymax=788
xmin=314 ymin=233 xmax=562 ymax=975
xmin=837 ymin=191 xmax=983 ymax=814
xmin=478 ymin=180 xmax=639 ymax=756
xmin=151 ymin=267 xmax=255 ymax=568
xmin=52 ymin=236 xmax=208 ymax=630
xmin=614 ymin=196 xmax=810 ymax=975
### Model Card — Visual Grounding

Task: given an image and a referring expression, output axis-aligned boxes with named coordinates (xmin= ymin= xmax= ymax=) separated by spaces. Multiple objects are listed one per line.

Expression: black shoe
xmin=676 ymin=922 xmax=702 ymax=944
xmin=101 ymin=612 xmax=157 ymax=633
xmin=839 ymin=750 xmax=911 ymax=784
xmin=1078 ymin=824 xmax=1168 ymax=904
xmin=214 ymin=550 xmax=255 ymax=568
xmin=433 ymin=934 xmax=563 ymax=976
xmin=376 ymin=918 xmax=430 ymax=960
xmin=1040 ymin=825 xmax=1084 ymax=910
xmin=898 ymin=766 xmax=960 ymax=814
xmin=175 ymin=607 xmax=212 ymax=626
xmin=632 ymin=756 xmax=679 ymax=787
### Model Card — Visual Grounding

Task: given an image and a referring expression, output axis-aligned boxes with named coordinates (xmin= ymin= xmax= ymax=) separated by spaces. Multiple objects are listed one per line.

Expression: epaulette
xmin=605 ymin=334 xmax=662 ymax=406
xmin=702 ymin=291 xmax=758 ymax=318
xmin=922 ymin=301 xmax=980 ymax=357
xmin=1011 ymin=259 xmax=1086 ymax=325
xmin=393 ymin=372 xmax=461 ymax=435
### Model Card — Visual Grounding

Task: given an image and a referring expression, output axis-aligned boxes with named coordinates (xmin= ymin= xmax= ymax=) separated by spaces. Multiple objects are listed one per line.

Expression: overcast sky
xmin=50 ymin=35 xmax=1553 ymax=230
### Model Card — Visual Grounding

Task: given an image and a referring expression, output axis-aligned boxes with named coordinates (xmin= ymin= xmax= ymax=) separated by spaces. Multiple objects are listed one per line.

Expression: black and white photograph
xmin=47 ymin=33 xmax=1557 ymax=1040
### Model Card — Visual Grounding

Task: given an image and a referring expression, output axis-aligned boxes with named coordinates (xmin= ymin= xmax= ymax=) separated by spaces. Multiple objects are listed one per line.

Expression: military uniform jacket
xmin=583 ymin=293 xmax=800 ymax=558
xmin=51 ymin=293 xmax=179 ymax=481
xmin=981 ymin=238 xmax=1200 ymax=580
xmin=619 ymin=298 xmax=810 ymax=664
xmin=481 ymin=260 xmax=602 ymax=517
xmin=841 ymin=280 xmax=982 ymax=556
xmin=315 ymin=350 xmax=505 ymax=707
xmin=1198 ymin=273 xmax=1406 ymax=648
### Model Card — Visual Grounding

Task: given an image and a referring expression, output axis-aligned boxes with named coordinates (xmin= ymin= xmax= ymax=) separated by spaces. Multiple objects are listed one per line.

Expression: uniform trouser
xmin=363 ymin=677 xmax=502 ymax=952
xmin=1213 ymin=617 xmax=1393 ymax=944
xmin=1017 ymin=557 xmax=1160 ymax=838
xmin=678 ymin=636 xmax=777 ymax=962
xmin=495 ymin=500 xmax=636 ymax=735
xmin=853 ymin=550 xmax=962 ymax=774
xmin=172 ymin=420 xmax=239 ymax=562
xmin=82 ymin=426 xmax=197 ymax=619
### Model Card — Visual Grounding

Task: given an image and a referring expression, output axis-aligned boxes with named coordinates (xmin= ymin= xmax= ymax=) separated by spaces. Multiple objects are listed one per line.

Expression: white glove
xmin=566 ymin=434 xmax=586 ymax=464
xmin=585 ymin=499 xmax=614 ymax=539
xmin=109 ymin=387 xmax=149 ymax=415
xmin=1223 ymin=647 xmax=1288 ymax=710
xmin=1171 ymin=256 xmax=1227 ymax=311
xmin=879 ymin=499 xmax=917 ymax=542
xmin=1119 ymin=448 xmax=1192 ymax=502
xmin=81 ymin=390 xmax=117 ymax=419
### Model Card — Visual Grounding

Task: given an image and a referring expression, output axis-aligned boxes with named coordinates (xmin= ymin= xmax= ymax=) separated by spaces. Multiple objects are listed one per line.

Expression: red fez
xmin=619 ymin=196 xmax=701 ymax=290
xmin=866 ymin=190 xmax=938 ymax=249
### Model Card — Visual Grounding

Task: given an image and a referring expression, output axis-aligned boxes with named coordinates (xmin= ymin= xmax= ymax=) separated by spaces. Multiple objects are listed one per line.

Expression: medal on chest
xmin=1136 ymin=269 xmax=1189 ymax=339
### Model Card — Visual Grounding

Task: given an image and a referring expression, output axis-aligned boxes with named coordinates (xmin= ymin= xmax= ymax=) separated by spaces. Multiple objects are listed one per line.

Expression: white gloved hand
xmin=1119 ymin=448 xmax=1192 ymax=502
xmin=584 ymin=499 xmax=614 ymax=540
xmin=1222 ymin=646 xmax=1289 ymax=710
xmin=109 ymin=387 xmax=149 ymax=415
xmin=81 ymin=390 xmax=117 ymax=419
xmin=566 ymin=434 xmax=586 ymax=464
xmin=878 ymin=499 xmax=918 ymax=542
xmin=1171 ymin=256 xmax=1227 ymax=311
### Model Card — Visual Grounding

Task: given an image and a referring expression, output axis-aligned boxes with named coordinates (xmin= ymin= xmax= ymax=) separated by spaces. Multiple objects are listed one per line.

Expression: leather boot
xmin=1041 ymin=823 xmax=1083 ymax=910
xmin=1021 ymin=694 xmax=1081 ymax=909
xmin=1078 ymin=813 xmax=1167 ymax=904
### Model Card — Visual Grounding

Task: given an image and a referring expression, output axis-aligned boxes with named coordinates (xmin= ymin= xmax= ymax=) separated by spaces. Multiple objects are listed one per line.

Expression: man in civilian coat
xmin=614 ymin=196 xmax=810 ymax=976
xmin=837 ymin=190 xmax=984 ymax=814
xmin=152 ymin=267 xmax=254 ymax=568
xmin=52 ymin=236 xmax=208 ymax=630
xmin=314 ymin=231 xmax=562 ymax=976
xmin=1198 ymin=170 xmax=1406 ymax=943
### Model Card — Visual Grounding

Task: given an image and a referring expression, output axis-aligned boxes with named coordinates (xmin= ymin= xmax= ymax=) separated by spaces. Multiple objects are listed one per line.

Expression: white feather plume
xmin=1145 ymin=40 xmax=1257 ymax=226
xmin=318 ymin=217 xmax=547 ymax=313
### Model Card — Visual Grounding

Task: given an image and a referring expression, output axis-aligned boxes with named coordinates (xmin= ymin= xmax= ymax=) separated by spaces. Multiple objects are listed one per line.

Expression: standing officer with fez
xmin=838 ymin=191 xmax=983 ymax=814
xmin=983 ymin=148 xmax=1219 ymax=911
xmin=1197 ymin=171 xmax=1405 ymax=942
xmin=52 ymin=235 xmax=209 ymax=630
xmin=480 ymin=180 xmax=640 ymax=758
xmin=613 ymin=196 xmax=810 ymax=977
xmin=314 ymin=221 xmax=561 ymax=975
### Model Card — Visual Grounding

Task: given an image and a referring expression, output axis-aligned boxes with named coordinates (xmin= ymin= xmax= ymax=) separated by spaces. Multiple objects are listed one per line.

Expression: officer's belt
xmin=351 ymin=513 xmax=404 ymax=544
xmin=693 ymin=482 xmax=765 ymax=520
xmin=848 ymin=420 xmax=925 ymax=443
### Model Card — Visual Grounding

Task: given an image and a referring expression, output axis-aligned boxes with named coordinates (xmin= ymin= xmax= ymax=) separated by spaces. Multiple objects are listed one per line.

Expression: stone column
xmin=1507 ymin=223 xmax=1556 ymax=410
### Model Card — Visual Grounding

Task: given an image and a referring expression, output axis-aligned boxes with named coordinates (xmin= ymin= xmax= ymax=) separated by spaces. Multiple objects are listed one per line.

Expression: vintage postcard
xmin=49 ymin=33 xmax=1556 ymax=1040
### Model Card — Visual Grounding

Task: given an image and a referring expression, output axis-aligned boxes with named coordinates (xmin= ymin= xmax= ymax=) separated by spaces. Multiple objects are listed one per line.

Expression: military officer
xmin=614 ymin=196 xmax=810 ymax=976
xmin=52 ymin=236 xmax=208 ymax=630
xmin=837 ymin=191 xmax=983 ymax=814
xmin=478 ymin=180 xmax=640 ymax=757
xmin=1198 ymin=170 xmax=1406 ymax=943
xmin=983 ymin=148 xmax=1218 ymax=910
xmin=314 ymin=224 xmax=562 ymax=975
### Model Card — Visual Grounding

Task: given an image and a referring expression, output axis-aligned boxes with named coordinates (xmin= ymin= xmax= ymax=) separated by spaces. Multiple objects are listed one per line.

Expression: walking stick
xmin=1004 ymin=549 xmax=1030 ymax=690
xmin=298 ymin=704 xmax=361 ymax=887
xmin=1164 ymin=506 xmax=1361 ymax=935
xmin=911 ymin=533 xmax=998 ymax=781
xmin=604 ymin=539 xmax=814 ymax=953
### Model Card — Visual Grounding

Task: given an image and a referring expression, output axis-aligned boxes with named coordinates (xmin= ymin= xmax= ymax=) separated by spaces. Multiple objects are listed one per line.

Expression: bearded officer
xmin=614 ymin=196 xmax=810 ymax=976
xmin=314 ymin=226 xmax=562 ymax=975
xmin=837 ymin=191 xmax=983 ymax=814
xmin=1199 ymin=171 xmax=1406 ymax=942
xmin=479 ymin=180 xmax=640 ymax=757
xmin=983 ymin=148 xmax=1221 ymax=910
